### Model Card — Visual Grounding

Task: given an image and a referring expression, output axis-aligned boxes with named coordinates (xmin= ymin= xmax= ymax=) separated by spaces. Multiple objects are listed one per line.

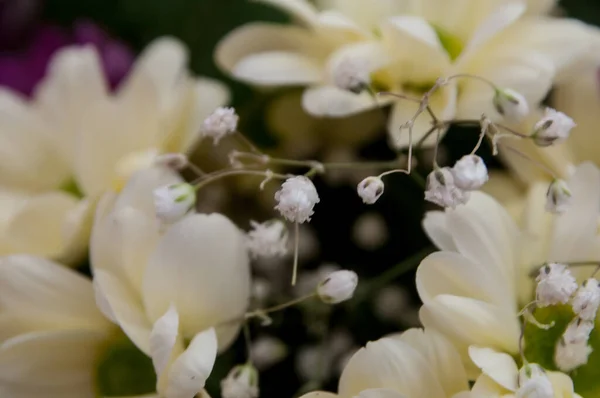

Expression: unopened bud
xmin=317 ymin=270 xmax=358 ymax=304
xmin=274 ymin=176 xmax=320 ymax=223
xmin=220 ymin=364 xmax=259 ymax=398
xmin=532 ymin=108 xmax=575 ymax=147
xmin=153 ymin=183 xmax=196 ymax=223
xmin=516 ymin=364 xmax=553 ymax=398
xmin=202 ymin=107 xmax=239 ymax=144
xmin=357 ymin=176 xmax=384 ymax=204
xmin=493 ymin=88 xmax=529 ymax=123
xmin=154 ymin=153 xmax=188 ymax=170
xmin=451 ymin=155 xmax=488 ymax=191
xmin=246 ymin=219 xmax=288 ymax=259
xmin=545 ymin=179 xmax=572 ymax=214
xmin=535 ymin=263 xmax=577 ymax=307
xmin=572 ymin=278 xmax=600 ymax=321
xmin=425 ymin=167 xmax=470 ymax=208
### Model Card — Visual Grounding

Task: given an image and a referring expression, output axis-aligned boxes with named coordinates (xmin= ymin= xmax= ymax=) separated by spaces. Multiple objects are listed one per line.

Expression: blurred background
xmin=2 ymin=0 xmax=600 ymax=396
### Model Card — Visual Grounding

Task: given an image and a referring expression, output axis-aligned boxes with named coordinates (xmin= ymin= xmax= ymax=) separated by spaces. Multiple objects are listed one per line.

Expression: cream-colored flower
xmin=216 ymin=0 xmax=590 ymax=147
xmin=299 ymin=327 xmax=470 ymax=398
xmin=91 ymin=166 xmax=250 ymax=398
xmin=416 ymin=163 xmax=600 ymax=393
xmin=0 ymin=37 xmax=228 ymax=264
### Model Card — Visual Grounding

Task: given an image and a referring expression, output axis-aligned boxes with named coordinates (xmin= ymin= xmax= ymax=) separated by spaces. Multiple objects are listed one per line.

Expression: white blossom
xmin=554 ymin=337 xmax=593 ymax=372
xmin=221 ymin=364 xmax=259 ymax=398
xmin=572 ymin=278 xmax=600 ymax=321
xmin=357 ymin=176 xmax=384 ymax=204
xmin=153 ymin=183 xmax=196 ymax=224
xmin=545 ymin=179 xmax=572 ymax=214
xmin=535 ymin=263 xmax=577 ymax=307
xmin=451 ymin=154 xmax=489 ymax=191
xmin=274 ymin=176 xmax=320 ymax=223
xmin=317 ymin=270 xmax=358 ymax=304
xmin=202 ymin=107 xmax=239 ymax=144
xmin=562 ymin=317 xmax=594 ymax=344
xmin=246 ymin=219 xmax=288 ymax=258
xmin=532 ymin=108 xmax=576 ymax=147
xmin=516 ymin=364 xmax=554 ymax=398
xmin=331 ymin=56 xmax=370 ymax=93
xmin=493 ymin=88 xmax=529 ymax=123
xmin=424 ymin=167 xmax=470 ymax=208
xmin=154 ymin=153 xmax=188 ymax=170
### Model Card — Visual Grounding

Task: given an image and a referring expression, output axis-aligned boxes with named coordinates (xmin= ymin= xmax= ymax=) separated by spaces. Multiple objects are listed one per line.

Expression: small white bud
xmin=516 ymin=364 xmax=553 ymax=398
xmin=251 ymin=336 xmax=288 ymax=371
xmin=424 ymin=167 xmax=470 ymax=208
xmin=532 ymin=108 xmax=575 ymax=147
xmin=154 ymin=153 xmax=188 ymax=170
xmin=202 ymin=107 xmax=239 ymax=144
xmin=153 ymin=183 xmax=196 ymax=224
xmin=451 ymin=154 xmax=489 ymax=191
xmin=572 ymin=278 xmax=600 ymax=321
xmin=317 ymin=270 xmax=358 ymax=304
xmin=545 ymin=179 xmax=572 ymax=214
xmin=274 ymin=176 xmax=320 ymax=223
xmin=493 ymin=88 xmax=529 ymax=123
xmin=535 ymin=263 xmax=577 ymax=307
xmin=220 ymin=364 xmax=259 ymax=398
xmin=555 ymin=319 xmax=594 ymax=372
xmin=357 ymin=176 xmax=384 ymax=204
xmin=331 ymin=56 xmax=370 ymax=93
xmin=246 ymin=219 xmax=288 ymax=259
xmin=563 ymin=317 xmax=594 ymax=344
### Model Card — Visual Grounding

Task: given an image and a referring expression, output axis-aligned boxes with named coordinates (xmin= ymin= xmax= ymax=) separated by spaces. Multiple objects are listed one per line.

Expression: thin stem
xmin=519 ymin=315 xmax=527 ymax=365
xmin=235 ymin=131 xmax=262 ymax=154
xmin=185 ymin=162 xmax=207 ymax=177
xmin=243 ymin=322 xmax=253 ymax=365
xmin=432 ymin=128 xmax=442 ymax=168
xmin=245 ymin=293 xmax=316 ymax=318
xmin=592 ymin=265 xmax=600 ymax=278
xmin=497 ymin=143 xmax=558 ymax=180
xmin=291 ymin=222 xmax=300 ymax=286
xmin=193 ymin=169 xmax=288 ymax=190
xmin=447 ymin=73 xmax=498 ymax=91
xmin=471 ymin=126 xmax=487 ymax=155
xmin=496 ymin=123 xmax=531 ymax=139
xmin=377 ymin=91 xmax=422 ymax=104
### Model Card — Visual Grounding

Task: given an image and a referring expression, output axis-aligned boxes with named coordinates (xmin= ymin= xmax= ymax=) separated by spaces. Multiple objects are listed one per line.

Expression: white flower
xmin=330 ymin=56 xmax=370 ymax=93
xmin=91 ymin=166 xmax=251 ymax=398
xmin=532 ymin=108 xmax=576 ymax=147
xmin=451 ymin=155 xmax=489 ymax=191
xmin=221 ymin=364 xmax=259 ymax=398
xmin=298 ymin=328 xmax=471 ymax=398
xmin=153 ymin=183 xmax=196 ymax=224
xmin=535 ymin=263 xmax=578 ymax=307
xmin=545 ymin=179 xmax=572 ymax=214
xmin=516 ymin=364 xmax=554 ymax=398
xmin=246 ymin=219 xmax=288 ymax=258
xmin=317 ymin=270 xmax=358 ymax=304
xmin=274 ymin=176 xmax=320 ymax=223
xmin=572 ymin=278 xmax=600 ymax=321
xmin=356 ymin=176 xmax=384 ymax=204
xmin=425 ymin=167 xmax=470 ymax=208
xmin=154 ymin=153 xmax=189 ymax=170
xmin=0 ymin=37 xmax=229 ymax=264
xmin=201 ymin=106 xmax=239 ymax=144
xmin=555 ymin=338 xmax=593 ymax=372
xmin=493 ymin=88 xmax=530 ymax=123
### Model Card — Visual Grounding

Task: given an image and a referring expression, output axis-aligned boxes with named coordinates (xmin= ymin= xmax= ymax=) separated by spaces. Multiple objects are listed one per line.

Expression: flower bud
xmin=572 ymin=278 xmax=600 ymax=321
xmin=493 ymin=88 xmax=529 ymax=123
xmin=274 ymin=176 xmax=320 ymax=223
xmin=357 ymin=176 xmax=384 ymax=204
xmin=425 ymin=167 xmax=470 ymax=208
xmin=202 ymin=107 xmax=239 ymax=144
xmin=246 ymin=219 xmax=288 ymax=259
xmin=516 ymin=364 xmax=553 ymax=398
xmin=331 ymin=56 xmax=370 ymax=94
xmin=545 ymin=179 xmax=572 ymax=214
xmin=317 ymin=270 xmax=358 ymax=304
xmin=451 ymin=155 xmax=489 ymax=191
xmin=220 ymin=364 xmax=259 ymax=398
xmin=154 ymin=153 xmax=189 ymax=170
xmin=153 ymin=183 xmax=196 ymax=223
xmin=555 ymin=317 xmax=594 ymax=372
xmin=532 ymin=108 xmax=575 ymax=147
xmin=535 ymin=263 xmax=577 ymax=307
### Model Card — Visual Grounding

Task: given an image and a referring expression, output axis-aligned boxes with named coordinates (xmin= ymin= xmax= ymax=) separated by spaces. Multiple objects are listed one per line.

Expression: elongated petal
xmin=422 ymin=211 xmax=457 ymax=251
xmin=299 ymin=392 xmax=339 ymax=398
xmin=165 ymin=328 xmax=218 ymax=398
xmin=233 ymin=51 xmax=323 ymax=85
xmin=470 ymin=374 xmax=507 ymax=397
xmin=150 ymin=304 xmax=180 ymax=378
xmin=357 ymin=389 xmax=407 ymax=398
xmin=254 ymin=0 xmax=318 ymax=25
xmin=468 ymin=346 xmax=518 ymax=392
xmin=302 ymin=85 xmax=382 ymax=117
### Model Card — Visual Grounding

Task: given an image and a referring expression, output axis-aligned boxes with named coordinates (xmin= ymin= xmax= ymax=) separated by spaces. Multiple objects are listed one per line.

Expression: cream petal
xmin=93 ymin=270 xmax=152 ymax=355
xmin=470 ymin=374 xmax=507 ymax=397
xmin=422 ymin=211 xmax=457 ymax=251
xmin=299 ymin=392 xmax=339 ymax=398
xmin=0 ymin=188 xmax=30 ymax=254
xmin=547 ymin=371 xmax=576 ymax=397
xmin=319 ymin=0 xmax=411 ymax=32
xmin=338 ymin=338 xmax=446 ymax=398
xmin=302 ymin=85 xmax=380 ymax=117
xmin=254 ymin=0 xmax=318 ymax=25
xmin=0 ymin=255 xmax=109 ymax=332
xmin=325 ymin=41 xmax=391 ymax=82
xmin=150 ymin=304 xmax=180 ymax=379
xmin=233 ymin=51 xmax=323 ymax=85
xmin=165 ymin=328 xmax=218 ymax=398
xmin=479 ymin=171 xmax=526 ymax=221
xmin=356 ymin=389 xmax=407 ymax=398
xmin=142 ymin=214 xmax=250 ymax=343
xmin=468 ymin=346 xmax=518 ymax=392
xmin=316 ymin=11 xmax=368 ymax=41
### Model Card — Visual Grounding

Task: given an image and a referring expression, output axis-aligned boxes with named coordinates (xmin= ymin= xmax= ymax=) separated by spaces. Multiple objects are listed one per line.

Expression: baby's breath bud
xmin=493 ymin=88 xmax=529 ymax=123
xmin=535 ymin=263 xmax=577 ymax=307
xmin=532 ymin=108 xmax=575 ymax=147
xmin=202 ymin=107 xmax=239 ymax=144
xmin=154 ymin=153 xmax=188 ymax=170
xmin=357 ymin=176 xmax=384 ymax=204
xmin=545 ymin=179 xmax=572 ymax=214
xmin=331 ymin=56 xmax=370 ymax=94
xmin=274 ymin=176 xmax=320 ymax=223
xmin=516 ymin=364 xmax=553 ymax=398
xmin=221 ymin=364 xmax=259 ymax=398
xmin=554 ymin=338 xmax=593 ymax=372
xmin=572 ymin=278 xmax=600 ymax=321
xmin=153 ymin=183 xmax=196 ymax=223
xmin=317 ymin=270 xmax=358 ymax=304
xmin=246 ymin=219 xmax=288 ymax=259
xmin=451 ymin=155 xmax=489 ymax=191
xmin=563 ymin=317 xmax=594 ymax=344
xmin=425 ymin=167 xmax=470 ymax=209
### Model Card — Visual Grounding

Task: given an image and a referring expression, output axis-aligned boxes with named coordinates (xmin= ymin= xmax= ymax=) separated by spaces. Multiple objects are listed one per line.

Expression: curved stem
xmin=245 ymin=293 xmax=316 ymax=318
xmin=291 ymin=222 xmax=300 ymax=286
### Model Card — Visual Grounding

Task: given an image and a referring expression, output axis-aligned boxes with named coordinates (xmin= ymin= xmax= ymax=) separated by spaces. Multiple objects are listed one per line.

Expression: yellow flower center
xmin=524 ymin=305 xmax=600 ymax=397
xmin=432 ymin=25 xmax=464 ymax=61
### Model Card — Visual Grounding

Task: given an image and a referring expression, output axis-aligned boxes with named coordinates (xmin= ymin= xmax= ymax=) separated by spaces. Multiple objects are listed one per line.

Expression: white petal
xmin=470 ymin=374 xmax=507 ymax=397
xmin=356 ymin=389 xmax=407 ymax=398
xmin=254 ymin=0 xmax=318 ymax=25
xmin=547 ymin=371 xmax=577 ymax=397
xmin=233 ymin=51 xmax=323 ymax=85
xmin=468 ymin=346 xmax=518 ymax=392
xmin=298 ymin=392 xmax=339 ymax=398
xmin=142 ymin=214 xmax=250 ymax=344
xmin=150 ymin=304 xmax=180 ymax=379
xmin=422 ymin=211 xmax=457 ymax=251
xmin=165 ymin=328 xmax=218 ymax=398
xmin=302 ymin=85 xmax=380 ymax=117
